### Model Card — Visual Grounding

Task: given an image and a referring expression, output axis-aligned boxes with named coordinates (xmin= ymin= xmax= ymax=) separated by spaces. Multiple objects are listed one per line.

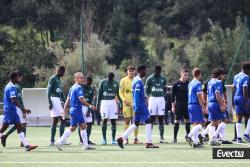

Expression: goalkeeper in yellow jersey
xmin=119 ymin=65 xmax=142 ymax=144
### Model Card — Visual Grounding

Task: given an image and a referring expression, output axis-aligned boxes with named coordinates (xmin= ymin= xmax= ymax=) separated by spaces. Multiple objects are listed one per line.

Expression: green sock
xmin=102 ymin=125 xmax=107 ymax=141
xmin=87 ymin=123 xmax=92 ymax=141
xmin=6 ymin=125 xmax=16 ymax=137
xmin=159 ymin=124 xmax=164 ymax=139
xmin=111 ymin=125 xmax=116 ymax=141
xmin=78 ymin=127 xmax=83 ymax=143
xmin=59 ymin=123 xmax=65 ymax=137
xmin=51 ymin=125 xmax=57 ymax=142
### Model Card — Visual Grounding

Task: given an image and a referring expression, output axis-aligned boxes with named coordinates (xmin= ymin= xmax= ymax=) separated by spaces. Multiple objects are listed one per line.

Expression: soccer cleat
xmin=193 ymin=143 xmax=204 ymax=148
xmin=25 ymin=145 xmax=38 ymax=151
xmin=236 ymin=137 xmax=244 ymax=143
xmin=49 ymin=142 xmax=55 ymax=146
xmin=159 ymin=138 xmax=168 ymax=144
xmin=221 ymin=140 xmax=233 ymax=144
xmin=172 ymin=139 xmax=177 ymax=143
xmin=83 ymin=145 xmax=96 ymax=150
xmin=1 ymin=135 xmax=7 ymax=147
xmin=185 ymin=136 xmax=192 ymax=147
xmin=55 ymin=142 xmax=64 ymax=151
xmin=232 ymin=137 xmax=237 ymax=142
xmin=208 ymin=140 xmax=221 ymax=146
xmin=243 ymin=134 xmax=250 ymax=142
xmin=145 ymin=143 xmax=159 ymax=148
xmin=133 ymin=139 xmax=143 ymax=144
xmin=117 ymin=137 xmax=124 ymax=149
xmin=111 ymin=140 xmax=117 ymax=144
xmin=88 ymin=140 xmax=96 ymax=145
xmin=102 ymin=139 xmax=107 ymax=145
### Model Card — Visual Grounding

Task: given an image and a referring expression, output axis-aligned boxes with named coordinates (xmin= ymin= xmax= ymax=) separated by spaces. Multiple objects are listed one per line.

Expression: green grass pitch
xmin=0 ymin=123 xmax=250 ymax=167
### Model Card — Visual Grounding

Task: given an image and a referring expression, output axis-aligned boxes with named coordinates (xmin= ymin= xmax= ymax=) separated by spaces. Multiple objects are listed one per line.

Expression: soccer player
xmin=232 ymin=62 xmax=250 ymax=143
xmin=119 ymin=65 xmax=142 ymax=144
xmin=117 ymin=65 xmax=159 ymax=149
xmin=47 ymin=66 xmax=69 ymax=146
xmin=78 ymin=76 xmax=96 ymax=145
xmin=185 ymin=68 xmax=205 ymax=148
xmin=145 ymin=65 xmax=167 ymax=143
xmin=0 ymin=71 xmax=38 ymax=151
xmin=1 ymin=71 xmax=29 ymax=147
xmin=97 ymin=72 xmax=119 ymax=145
xmin=55 ymin=72 xmax=96 ymax=151
xmin=171 ymin=69 xmax=190 ymax=143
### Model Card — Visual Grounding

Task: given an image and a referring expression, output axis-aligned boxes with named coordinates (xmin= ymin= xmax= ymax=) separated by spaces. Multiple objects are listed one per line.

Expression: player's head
xmin=56 ymin=65 xmax=65 ymax=77
xmin=9 ymin=71 xmax=19 ymax=83
xmin=242 ymin=61 xmax=250 ymax=75
xmin=211 ymin=68 xmax=221 ymax=79
xmin=127 ymin=65 xmax=135 ymax=78
xmin=180 ymin=68 xmax=189 ymax=81
xmin=86 ymin=76 xmax=93 ymax=86
xmin=192 ymin=68 xmax=201 ymax=81
xmin=74 ymin=72 xmax=84 ymax=85
xmin=15 ymin=70 xmax=23 ymax=82
xmin=154 ymin=65 xmax=161 ymax=76
xmin=108 ymin=72 xmax=114 ymax=82
xmin=137 ymin=65 xmax=147 ymax=77
xmin=219 ymin=68 xmax=227 ymax=80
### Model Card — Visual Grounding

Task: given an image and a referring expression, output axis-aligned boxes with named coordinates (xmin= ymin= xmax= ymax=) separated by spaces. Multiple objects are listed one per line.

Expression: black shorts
xmin=175 ymin=102 xmax=189 ymax=120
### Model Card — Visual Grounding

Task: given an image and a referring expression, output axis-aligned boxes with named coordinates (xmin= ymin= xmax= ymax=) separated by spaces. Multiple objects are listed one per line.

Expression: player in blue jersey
xmin=185 ymin=68 xmax=206 ymax=148
xmin=117 ymin=65 xmax=159 ymax=149
xmin=55 ymin=72 xmax=97 ymax=151
xmin=233 ymin=62 xmax=250 ymax=143
xmin=0 ymin=71 xmax=38 ymax=151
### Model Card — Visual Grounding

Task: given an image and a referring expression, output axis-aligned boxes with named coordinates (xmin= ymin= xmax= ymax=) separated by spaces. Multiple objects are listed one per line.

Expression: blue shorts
xmin=133 ymin=104 xmax=150 ymax=122
xmin=208 ymin=102 xmax=224 ymax=121
xmin=70 ymin=108 xmax=85 ymax=126
xmin=188 ymin=104 xmax=204 ymax=123
xmin=234 ymin=96 xmax=248 ymax=115
xmin=3 ymin=109 xmax=20 ymax=125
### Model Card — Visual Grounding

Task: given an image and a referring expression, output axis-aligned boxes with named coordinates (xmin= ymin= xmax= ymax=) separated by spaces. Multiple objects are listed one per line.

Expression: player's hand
xmin=90 ymin=105 xmax=97 ymax=111
xmin=124 ymin=99 xmax=131 ymax=107
xmin=220 ymin=105 xmax=226 ymax=112
xmin=171 ymin=107 xmax=176 ymax=113
xmin=49 ymin=104 xmax=53 ymax=110
xmin=26 ymin=109 xmax=31 ymax=114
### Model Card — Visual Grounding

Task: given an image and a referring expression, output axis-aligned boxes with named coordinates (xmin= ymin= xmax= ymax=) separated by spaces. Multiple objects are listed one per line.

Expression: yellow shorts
xmin=123 ymin=105 xmax=134 ymax=118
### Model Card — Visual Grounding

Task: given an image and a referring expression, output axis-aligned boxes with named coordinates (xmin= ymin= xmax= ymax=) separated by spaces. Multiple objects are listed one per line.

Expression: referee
xmin=172 ymin=69 xmax=190 ymax=143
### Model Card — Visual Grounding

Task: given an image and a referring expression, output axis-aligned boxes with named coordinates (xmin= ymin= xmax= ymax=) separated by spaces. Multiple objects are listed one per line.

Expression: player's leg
xmin=111 ymin=119 xmax=117 ymax=144
xmin=56 ymin=125 xmax=76 ymax=151
xmin=124 ymin=117 xmax=130 ymax=144
xmin=123 ymin=105 xmax=132 ymax=144
xmin=158 ymin=98 xmax=166 ymax=143
xmin=110 ymin=100 xmax=118 ymax=144
xmin=173 ymin=111 xmax=181 ymax=143
xmin=79 ymin=122 xmax=95 ymax=150
xmin=243 ymin=114 xmax=250 ymax=142
xmin=101 ymin=100 xmax=108 ymax=144
xmin=102 ymin=118 xmax=108 ymax=144
xmin=0 ymin=123 xmax=9 ymax=147
xmin=145 ymin=116 xmax=159 ymax=148
xmin=236 ymin=113 xmax=243 ymax=143
xmin=50 ymin=117 xmax=58 ymax=145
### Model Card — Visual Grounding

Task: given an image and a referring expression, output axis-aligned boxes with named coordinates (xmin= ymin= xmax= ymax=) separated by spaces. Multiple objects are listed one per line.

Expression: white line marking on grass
xmin=234 ymin=142 xmax=250 ymax=147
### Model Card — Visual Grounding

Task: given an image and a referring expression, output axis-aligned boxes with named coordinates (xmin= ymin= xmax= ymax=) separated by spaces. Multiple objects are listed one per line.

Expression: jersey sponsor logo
xmin=103 ymin=91 xmax=116 ymax=97
xmin=151 ymin=87 xmax=163 ymax=92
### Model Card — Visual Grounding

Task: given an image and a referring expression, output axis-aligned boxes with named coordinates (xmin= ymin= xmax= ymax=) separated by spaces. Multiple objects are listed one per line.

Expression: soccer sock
xmin=102 ymin=125 xmax=107 ymax=141
xmin=78 ymin=127 xmax=83 ymax=143
xmin=159 ymin=124 xmax=164 ymax=139
xmin=244 ymin=119 xmax=250 ymax=135
xmin=201 ymin=124 xmax=210 ymax=137
xmin=87 ymin=123 xmax=92 ymax=141
xmin=18 ymin=132 xmax=29 ymax=147
xmin=236 ymin=123 xmax=242 ymax=138
xmin=174 ymin=122 xmax=179 ymax=140
xmin=5 ymin=125 xmax=16 ymax=137
xmin=146 ymin=124 xmax=152 ymax=143
xmin=57 ymin=129 xmax=71 ymax=144
xmin=111 ymin=124 xmax=116 ymax=141
xmin=59 ymin=122 xmax=65 ymax=137
xmin=80 ymin=130 xmax=88 ymax=148
xmin=219 ymin=125 xmax=226 ymax=141
xmin=214 ymin=122 xmax=226 ymax=138
xmin=193 ymin=131 xmax=199 ymax=145
xmin=188 ymin=124 xmax=202 ymax=138
xmin=23 ymin=127 xmax=26 ymax=136
xmin=134 ymin=127 xmax=139 ymax=139
xmin=122 ymin=124 xmax=137 ymax=139
xmin=124 ymin=124 xmax=129 ymax=131
xmin=185 ymin=122 xmax=191 ymax=135
xmin=234 ymin=123 xmax=237 ymax=139
xmin=50 ymin=125 xmax=57 ymax=142
xmin=209 ymin=125 xmax=216 ymax=141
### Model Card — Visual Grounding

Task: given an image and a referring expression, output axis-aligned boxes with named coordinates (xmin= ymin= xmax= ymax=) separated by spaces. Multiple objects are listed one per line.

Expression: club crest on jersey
xmin=56 ymin=88 xmax=62 ymax=93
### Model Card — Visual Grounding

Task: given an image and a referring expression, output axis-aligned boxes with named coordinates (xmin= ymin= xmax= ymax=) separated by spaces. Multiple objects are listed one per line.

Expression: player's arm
xmin=133 ymin=82 xmax=141 ymax=112
xmin=243 ymin=85 xmax=249 ymax=108
xmin=197 ymin=84 xmax=205 ymax=113
xmin=47 ymin=78 xmax=54 ymax=109
xmin=79 ymin=97 xmax=97 ymax=111
xmin=96 ymin=81 xmax=103 ymax=109
xmin=63 ymin=96 xmax=70 ymax=116
xmin=145 ymin=77 xmax=150 ymax=97
xmin=119 ymin=79 xmax=129 ymax=107
xmin=163 ymin=77 xmax=167 ymax=94
xmin=171 ymin=83 xmax=176 ymax=113
xmin=11 ymin=87 xmax=30 ymax=114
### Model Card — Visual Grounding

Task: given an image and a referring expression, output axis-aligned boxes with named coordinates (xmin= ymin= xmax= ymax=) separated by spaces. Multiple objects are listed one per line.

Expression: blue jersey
xmin=132 ymin=76 xmax=145 ymax=110
xmin=188 ymin=79 xmax=202 ymax=105
xmin=233 ymin=72 xmax=249 ymax=97
xmin=67 ymin=83 xmax=84 ymax=110
xmin=4 ymin=82 xmax=17 ymax=111
xmin=207 ymin=78 xmax=222 ymax=103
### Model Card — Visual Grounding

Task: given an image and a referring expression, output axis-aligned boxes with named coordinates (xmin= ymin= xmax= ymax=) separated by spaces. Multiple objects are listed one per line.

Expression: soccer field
xmin=0 ymin=123 xmax=250 ymax=167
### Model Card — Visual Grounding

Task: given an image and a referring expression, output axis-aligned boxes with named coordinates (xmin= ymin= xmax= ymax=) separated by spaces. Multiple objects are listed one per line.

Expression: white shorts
xmin=148 ymin=97 xmax=165 ymax=116
xmin=17 ymin=107 xmax=27 ymax=124
xmin=82 ymin=106 xmax=92 ymax=123
xmin=50 ymin=97 xmax=63 ymax=117
xmin=100 ymin=99 xmax=118 ymax=119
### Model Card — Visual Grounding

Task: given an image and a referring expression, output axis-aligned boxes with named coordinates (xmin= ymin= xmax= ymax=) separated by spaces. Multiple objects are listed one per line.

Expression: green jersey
xmin=145 ymin=74 xmax=167 ymax=97
xmin=97 ymin=79 xmax=119 ymax=106
xmin=47 ymin=74 xmax=65 ymax=105
xmin=82 ymin=84 xmax=95 ymax=104
xmin=15 ymin=83 xmax=24 ymax=108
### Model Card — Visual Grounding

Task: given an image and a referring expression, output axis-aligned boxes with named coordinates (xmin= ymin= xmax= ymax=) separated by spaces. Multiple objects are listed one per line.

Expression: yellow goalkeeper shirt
xmin=119 ymin=76 xmax=133 ymax=104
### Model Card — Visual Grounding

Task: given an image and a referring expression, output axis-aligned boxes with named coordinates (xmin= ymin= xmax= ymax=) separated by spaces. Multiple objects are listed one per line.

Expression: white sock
xmin=0 ymin=133 xmax=2 ymax=138
xmin=146 ymin=124 xmax=152 ymax=143
xmin=201 ymin=124 xmax=210 ymax=137
xmin=236 ymin=123 xmax=242 ymax=138
xmin=122 ymin=124 xmax=137 ymax=139
xmin=209 ymin=125 xmax=216 ymax=141
xmin=188 ymin=124 xmax=202 ymax=138
xmin=57 ymin=129 xmax=71 ymax=144
xmin=80 ymin=130 xmax=88 ymax=148
xmin=214 ymin=122 xmax=226 ymax=138
xmin=219 ymin=126 xmax=226 ymax=141
xmin=193 ymin=132 xmax=199 ymax=144
xmin=244 ymin=119 xmax=250 ymax=135
xmin=18 ymin=132 xmax=29 ymax=147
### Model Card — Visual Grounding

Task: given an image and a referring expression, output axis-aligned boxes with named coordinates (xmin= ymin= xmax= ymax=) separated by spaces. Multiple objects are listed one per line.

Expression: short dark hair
xmin=15 ymin=70 xmax=23 ymax=77
xmin=108 ymin=72 xmax=114 ymax=80
xmin=192 ymin=68 xmax=201 ymax=77
xmin=86 ymin=76 xmax=93 ymax=82
xmin=9 ymin=71 xmax=18 ymax=80
xmin=137 ymin=65 xmax=146 ymax=72
xmin=242 ymin=61 xmax=250 ymax=71
xmin=57 ymin=65 xmax=65 ymax=72
xmin=127 ymin=65 xmax=135 ymax=71
xmin=181 ymin=68 xmax=189 ymax=74
xmin=219 ymin=68 xmax=227 ymax=75
xmin=211 ymin=68 xmax=221 ymax=78
xmin=154 ymin=65 xmax=161 ymax=71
